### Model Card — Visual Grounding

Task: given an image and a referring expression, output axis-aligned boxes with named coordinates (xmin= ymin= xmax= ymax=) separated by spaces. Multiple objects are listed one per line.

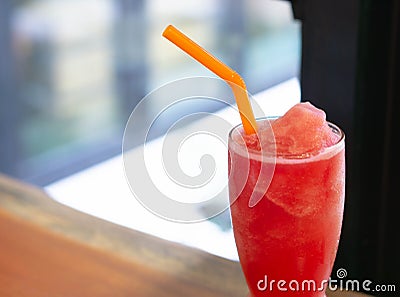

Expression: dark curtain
xmin=288 ymin=0 xmax=400 ymax=291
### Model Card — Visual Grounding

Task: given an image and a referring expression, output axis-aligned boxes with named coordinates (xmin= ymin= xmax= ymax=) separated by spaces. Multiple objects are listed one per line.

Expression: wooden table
xmin=0 ymin=174 xmax=371 ymax=296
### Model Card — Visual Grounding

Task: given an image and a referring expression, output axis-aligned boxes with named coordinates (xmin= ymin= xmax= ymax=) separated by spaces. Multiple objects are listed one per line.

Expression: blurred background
xmin=0 ymin=0 xmax=300 ymax=186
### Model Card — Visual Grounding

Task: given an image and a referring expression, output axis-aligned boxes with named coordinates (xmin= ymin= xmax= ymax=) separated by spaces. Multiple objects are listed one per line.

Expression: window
xmin=0 ymin=0 xmax=300 ymax=185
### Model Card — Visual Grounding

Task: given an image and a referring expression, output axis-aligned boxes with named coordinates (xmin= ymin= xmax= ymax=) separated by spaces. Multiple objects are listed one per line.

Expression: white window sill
xmin=45 ymin=77 xmax=300 ymax=261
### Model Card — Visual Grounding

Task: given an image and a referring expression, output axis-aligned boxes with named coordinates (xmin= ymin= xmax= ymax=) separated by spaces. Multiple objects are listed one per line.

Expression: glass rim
xmin=228 ymin=116 xmax=345 ymax=163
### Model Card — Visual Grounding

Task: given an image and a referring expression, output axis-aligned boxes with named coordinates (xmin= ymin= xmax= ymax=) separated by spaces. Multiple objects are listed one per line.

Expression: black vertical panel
xmin=0 ymin=1 xmax=19 ymax=177
xmin=383 ymin=1 xmax=400 ymax=284
xmin=288 ymin=0 xmax=400 ymax=289
xmin=299 ymin=0 xmax=359 ymax=142
xmin=355 ymin=0 xmax=400 ymax=288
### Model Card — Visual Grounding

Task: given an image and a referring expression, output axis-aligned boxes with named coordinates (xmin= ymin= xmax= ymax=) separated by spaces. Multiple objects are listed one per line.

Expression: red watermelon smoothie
xmin=228 ymin=102 xmax=345 ymax=297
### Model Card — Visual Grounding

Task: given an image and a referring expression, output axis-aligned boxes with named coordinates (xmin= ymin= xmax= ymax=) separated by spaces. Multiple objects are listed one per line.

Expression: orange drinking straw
xmin=162 ymin=25 xmax=257 ymax=135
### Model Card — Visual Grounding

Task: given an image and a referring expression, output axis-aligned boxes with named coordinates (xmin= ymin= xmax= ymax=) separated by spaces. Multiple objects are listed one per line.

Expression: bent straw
xmin=162 ymin=25 xmax=257 ymax=135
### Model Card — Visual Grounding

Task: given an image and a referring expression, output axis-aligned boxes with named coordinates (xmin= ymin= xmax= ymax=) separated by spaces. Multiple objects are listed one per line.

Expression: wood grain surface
xmin=0 ymin=174 xmax=371 ymax=296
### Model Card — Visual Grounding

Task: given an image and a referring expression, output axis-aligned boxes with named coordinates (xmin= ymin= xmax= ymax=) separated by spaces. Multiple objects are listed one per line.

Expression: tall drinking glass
xmin=228 ymin=118 xmax=345 ymax=297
